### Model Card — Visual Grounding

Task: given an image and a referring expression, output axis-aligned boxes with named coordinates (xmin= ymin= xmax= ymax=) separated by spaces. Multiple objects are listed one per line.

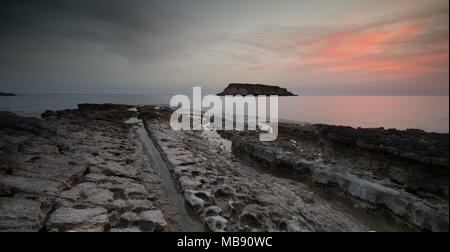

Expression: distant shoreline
xmin=0 ymin=96 xmax=448 ymax=133
xmin=3 ymin=93 xmax=449 ymax=97
xmin=0 ymin=92 xmax=16 ymax=96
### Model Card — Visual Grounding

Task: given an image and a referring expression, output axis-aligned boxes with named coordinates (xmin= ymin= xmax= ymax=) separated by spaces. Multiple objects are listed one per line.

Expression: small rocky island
xmin=0 ymin=92 xmax=16 ymax=96
xmin=217 ymin=83 xmax=296 ymax=96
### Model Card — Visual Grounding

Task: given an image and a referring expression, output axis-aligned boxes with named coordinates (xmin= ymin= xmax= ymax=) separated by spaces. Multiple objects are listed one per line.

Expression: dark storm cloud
xmin=0 ymin=0 xmax=195 ymax=64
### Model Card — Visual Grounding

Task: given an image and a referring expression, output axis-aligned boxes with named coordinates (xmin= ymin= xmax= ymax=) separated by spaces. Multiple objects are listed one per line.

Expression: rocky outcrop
xmin=139 ymin=106 xmax=421 ymax=232
xmin=2 ymin=104 xmax=448 ymax=232
xmin=217 ymin=83 xmax=296 ymax=96
xmin=230 ymin=123 xmax=449 ymax=232
xmin=277 ymin=123 xmax=449 ymax=197
xmin=279 ymin=124 xmax=449 ymax=167
xmin=0 ymin=104 xmax=173 ymax=232
xmin=0 ymin=92 xmax=16 ymax=96
xmin=0 ymin=112 xmax=54 ymax=137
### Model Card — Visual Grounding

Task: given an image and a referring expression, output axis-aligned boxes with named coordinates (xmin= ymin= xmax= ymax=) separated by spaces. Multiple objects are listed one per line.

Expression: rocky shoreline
xmin=1 ymin=105 xmax=173 ymax=231
xmin=229 ymin=125 xmax=448 ymax=231
xmin=0 ymin=104 xmax=448 ymax=232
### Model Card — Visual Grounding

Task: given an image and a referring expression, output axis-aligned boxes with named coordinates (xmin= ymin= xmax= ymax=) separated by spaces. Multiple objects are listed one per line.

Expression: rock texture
xmin=229 ymin=123 xmax=449 ymax=232
xmin=139 ymin=106 xmax=422 ymax=232
xmin=217 ymin=83 xmax=296 ymax=96
xmin=1 ymin=104 xmax=448 ymax=232
xmin=0 ymin=105 xmax=173 ymax=232
xmin=277 ymin=123 xmax=449 ymax=197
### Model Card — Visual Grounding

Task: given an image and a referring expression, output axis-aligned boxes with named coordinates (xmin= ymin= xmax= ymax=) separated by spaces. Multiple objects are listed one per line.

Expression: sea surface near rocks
xmin=0 ymin=94 xmax=448 ymax=133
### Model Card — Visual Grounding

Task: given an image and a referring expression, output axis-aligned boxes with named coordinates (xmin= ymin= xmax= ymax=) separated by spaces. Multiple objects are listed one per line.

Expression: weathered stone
xmin=0 ymin=197 xmax=46 ymax=231
xmin=102 ymin=162 xmax=140 ymax=179
xmin=146 ymin=111 xmax=371 ymax=232
xmin=214 ymin=185 xmax=235 ymax=198
xmin=46 ymin=207 xmax=109 ymax=231
xmin=110 ymin=227 xmax=141 ymax=232
xmin=121 ymin=212 xmax=138 ymax=223
xmin=0 ymin=175 xmax=64 ymax=196
xmin=204 ymin=206 xmax=223 ymax=217
xmin=137 ymin=210 xmax=167 ymax=232
xmin=59 ymin=183 xmax=114 ymax=205
xmin=184 ymin=191 xmax=205 ymax=214
xmin=204 ymin=216 xmax=229 ymax=232
xmin=239 ymin=204 xmax=267 ymax=230
xmin=108 ymin=199 xmax=127 ymax=211
xmin=127 ymin=199 xmax=153 ymax=212
xmin=124 ymin=183 xmax=148 ymax=200
xmin=179 ymin=176 xmax=202 ymax=190
xmin=231 ymin=133 xmax=449 ymax=232
xmin=0 ymin=104 xmax=174 ymax=232
xmin=3 ymin=102 xmax=447 ymax=233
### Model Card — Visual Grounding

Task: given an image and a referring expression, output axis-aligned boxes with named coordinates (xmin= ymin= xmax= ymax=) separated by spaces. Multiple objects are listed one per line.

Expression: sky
xmin=0 ymin=0 xmax=448 ymax=95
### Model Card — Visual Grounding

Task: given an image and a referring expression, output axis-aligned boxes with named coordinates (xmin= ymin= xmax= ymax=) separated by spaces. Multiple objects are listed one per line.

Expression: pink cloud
xmin=237 ymin=3 xmax=449 ymax=81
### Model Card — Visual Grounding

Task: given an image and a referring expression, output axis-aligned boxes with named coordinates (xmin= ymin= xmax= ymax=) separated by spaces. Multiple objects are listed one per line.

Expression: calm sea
xmin=0 ymin=94 xmax=448 ymax=133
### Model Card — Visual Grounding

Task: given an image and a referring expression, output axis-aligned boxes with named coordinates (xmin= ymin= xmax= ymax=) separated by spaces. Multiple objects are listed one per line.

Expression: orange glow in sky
xmin=238 ymin=2 xmax=449 ymax=94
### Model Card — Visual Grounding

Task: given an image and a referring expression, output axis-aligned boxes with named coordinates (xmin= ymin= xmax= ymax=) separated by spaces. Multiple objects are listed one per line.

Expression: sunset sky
xmin=0 ymin=0 xmax=448 ymax=95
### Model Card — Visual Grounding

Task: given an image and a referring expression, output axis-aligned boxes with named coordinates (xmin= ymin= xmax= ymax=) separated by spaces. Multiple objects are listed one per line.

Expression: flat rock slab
xmin=137 ymin=210 xmax=167 ymax=232
xmin=46 ymin=207 xmax=109 ymax=232
xmin=0 ymin=176 xmax=64 ymax=196
xmin=0 ymin=197 xmax=46 ymax=231
xmin=59 ymin=182 xmax=114 ymax=206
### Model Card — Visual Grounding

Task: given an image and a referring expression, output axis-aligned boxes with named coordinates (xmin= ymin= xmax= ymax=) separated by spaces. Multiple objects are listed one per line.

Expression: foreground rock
xmin=229 ymin=123 xmax=449 ymax=232
xmin=217 ymin=83 xmax=296 ymax=96
xmin=1 ymin=104 xmax=447 ymax=232
xmin=0 ymin=104 xmax=175 ymax=232
xmin=139 ymin=107 xmax=403 ymax=232
xmin=139 ymin=106 xmax=448 ymax=232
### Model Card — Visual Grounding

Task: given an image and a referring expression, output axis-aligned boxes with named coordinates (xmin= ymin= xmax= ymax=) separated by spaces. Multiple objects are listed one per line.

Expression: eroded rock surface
xmin=1 ymin=104 xmax=448 ymax=232
xmin=139 ymin=106 xmax=448 ymax=232
xmin=230 ymin=124 xmax=449 ymax=232
xmin=0 ymin=105 xmax=173 ymax=232
xmin=140 ymin=107 xmax=378 ymax=232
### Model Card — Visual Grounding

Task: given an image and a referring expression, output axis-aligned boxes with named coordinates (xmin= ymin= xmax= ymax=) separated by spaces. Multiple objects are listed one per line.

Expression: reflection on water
xmin=0 ymin=94 xmax=448 ymax=133
xmin=279 ymin=96 xmax=449 ymax=133
xmin=0 ymin=94 xmax=172 ymax=118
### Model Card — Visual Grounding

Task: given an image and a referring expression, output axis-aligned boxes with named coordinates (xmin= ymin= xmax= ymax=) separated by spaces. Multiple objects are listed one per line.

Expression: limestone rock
xmin=184 ymin=191 xmax=205 ymax=214
xmin=204 ymin=216 xmax=229 ymax=232
xmin=110 ymin=227 xmax=141 ymax=232
xmin=204 ymin=206 xmax=223 ymax=217
xmin=0 ymin=197 xmax=47 ymax=231
xmin=59 ymin=182 xmax=114 ymax=205
xmin=137 ymin=210 xmax=167 ymax=232
xmin=179 ymin=176 xmax=202 ymax=190
xmin=46 ymin=207 xmax=109 ymax=231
